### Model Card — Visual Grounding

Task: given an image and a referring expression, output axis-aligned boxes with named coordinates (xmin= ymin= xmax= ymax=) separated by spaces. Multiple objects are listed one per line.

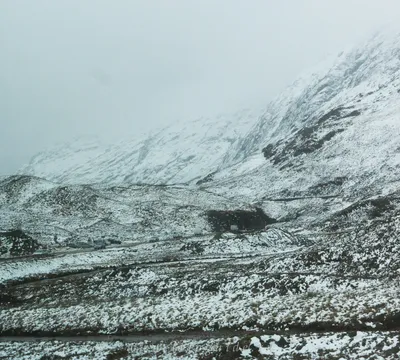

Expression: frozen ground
xmin=1 ymin=331 xmax=400 ymax=359
xmin=4 ymin=28 xmax=400 ymax=359
xmin=3 ymin=164 xmax=400 ymax=359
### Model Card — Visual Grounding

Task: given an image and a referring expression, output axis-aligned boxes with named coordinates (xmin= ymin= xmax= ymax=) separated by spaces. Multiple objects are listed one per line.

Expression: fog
xmin=1 ymin=0 xmax=398 ymax=174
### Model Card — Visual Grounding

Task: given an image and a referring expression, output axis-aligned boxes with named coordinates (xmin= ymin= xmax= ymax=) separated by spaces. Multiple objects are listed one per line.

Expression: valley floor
xmin=2 ymin=330 xmax=400 ymax=359
xmin=2 ymin=178 xmax=400 ymax=358
xmin=2 ymin=220 xmax=400 ymax=359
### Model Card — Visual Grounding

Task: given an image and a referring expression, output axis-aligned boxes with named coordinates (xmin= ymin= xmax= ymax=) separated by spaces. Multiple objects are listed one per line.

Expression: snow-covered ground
xmin=4 ymin=27 xmax=400 ymax=359
xmin=1 ymin=331 xmax=400 ymax=359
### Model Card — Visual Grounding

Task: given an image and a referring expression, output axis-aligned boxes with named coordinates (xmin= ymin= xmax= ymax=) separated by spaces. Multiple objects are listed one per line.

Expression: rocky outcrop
xmin=206 ymin=208 xmax=276 ymax=232
xmin=0 ymin=229 xmax=39 ymax=257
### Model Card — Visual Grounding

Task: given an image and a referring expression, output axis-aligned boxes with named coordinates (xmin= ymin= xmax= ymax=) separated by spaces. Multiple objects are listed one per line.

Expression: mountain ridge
xmin=20 ymin=28 xmax=400 ymax=194
xmin=21 ymin=108 xmax=261 ymax=185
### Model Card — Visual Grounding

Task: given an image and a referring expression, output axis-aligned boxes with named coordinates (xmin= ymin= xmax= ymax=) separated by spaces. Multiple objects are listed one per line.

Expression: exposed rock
xmin=206 ymin=208 xmax=276 ymax=232
xmin=0 ymin=229 xmax=39 ymax=257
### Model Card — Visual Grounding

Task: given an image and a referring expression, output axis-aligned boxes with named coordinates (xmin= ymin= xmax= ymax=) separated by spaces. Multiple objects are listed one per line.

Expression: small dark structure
xmin=206 ymin=207 xmax=276 ymax=233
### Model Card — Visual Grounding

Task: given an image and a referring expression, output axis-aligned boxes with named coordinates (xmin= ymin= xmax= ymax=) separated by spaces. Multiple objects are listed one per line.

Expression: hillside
xmin=3 ymin=27 xmax=400 ymax=359
xmin=21 ymin=109 xmax=260 ymax=185
xmin=21 ymin=29 xmax=400 ymax=199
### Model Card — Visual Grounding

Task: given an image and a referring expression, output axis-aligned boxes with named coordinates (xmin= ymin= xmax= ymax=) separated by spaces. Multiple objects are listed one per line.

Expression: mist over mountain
xmin=4 ymin=25 xmax=400 ymax=360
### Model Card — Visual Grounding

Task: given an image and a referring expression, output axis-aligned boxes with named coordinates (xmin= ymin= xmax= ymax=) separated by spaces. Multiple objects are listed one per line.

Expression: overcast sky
xmin=0 ymin=0 xmax=398 ymax=174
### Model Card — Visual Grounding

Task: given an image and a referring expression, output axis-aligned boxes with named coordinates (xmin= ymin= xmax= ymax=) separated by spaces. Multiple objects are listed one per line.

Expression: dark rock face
xmin=196 ymin=172 xmax=216 ymax=185
xmin=0 ymin=175 xmax=38 ymax=204
xmin=206 ymin=207 xmax=276 ymax=232
xmin=308 ymin=177 xmax=347 ymax=195
xmin=262 ymin=107 xmax=361 ymax=166
xmin=332 ymin=196 xmax=395 ymax=222
xmin=0 ymin=229 xmax=39 ymax=257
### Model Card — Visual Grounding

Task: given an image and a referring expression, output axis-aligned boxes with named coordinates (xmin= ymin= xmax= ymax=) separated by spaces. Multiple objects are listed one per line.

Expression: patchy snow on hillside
xmin=5 ymin=27 xmax=400 ymax=360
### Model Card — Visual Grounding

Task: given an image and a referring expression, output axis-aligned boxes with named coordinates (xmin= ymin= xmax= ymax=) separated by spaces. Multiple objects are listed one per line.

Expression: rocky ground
xmin=1 ymin=175 xmax=400 ymax=359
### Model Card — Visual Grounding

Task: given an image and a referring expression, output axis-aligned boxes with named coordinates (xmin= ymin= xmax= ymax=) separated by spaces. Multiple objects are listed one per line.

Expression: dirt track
xmin=0 ymin=329 xmax=257 ymax=343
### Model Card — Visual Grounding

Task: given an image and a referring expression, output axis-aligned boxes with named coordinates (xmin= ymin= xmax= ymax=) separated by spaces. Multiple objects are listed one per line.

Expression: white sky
xmin=1 ymin=0 xmax=399 ymax=174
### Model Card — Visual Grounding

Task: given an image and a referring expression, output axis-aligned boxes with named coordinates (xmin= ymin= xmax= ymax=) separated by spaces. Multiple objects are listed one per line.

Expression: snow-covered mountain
xmin=203 ymin=30 xmax=400 ymax=207
xmin=6 ymin=27 xmax=400 ymax=359
xmin=21 ymin=109 xmax=260 ymax=185
xmin=22 ymin=28 xmax=400 ymax=196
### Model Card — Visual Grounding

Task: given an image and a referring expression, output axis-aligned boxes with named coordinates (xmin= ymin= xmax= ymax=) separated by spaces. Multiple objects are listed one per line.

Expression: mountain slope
xmin=200 ymin=28 xmax=400 ymax=215
xmin=21 ymin=109 xmax=260 ymax=185
xmin=5 ymin=27 xmax=400 ymax=359
xmin=21 ymin=28 xmax=400 ymax=195
xmin=16 ymin=27 xmax=400 ymax=255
